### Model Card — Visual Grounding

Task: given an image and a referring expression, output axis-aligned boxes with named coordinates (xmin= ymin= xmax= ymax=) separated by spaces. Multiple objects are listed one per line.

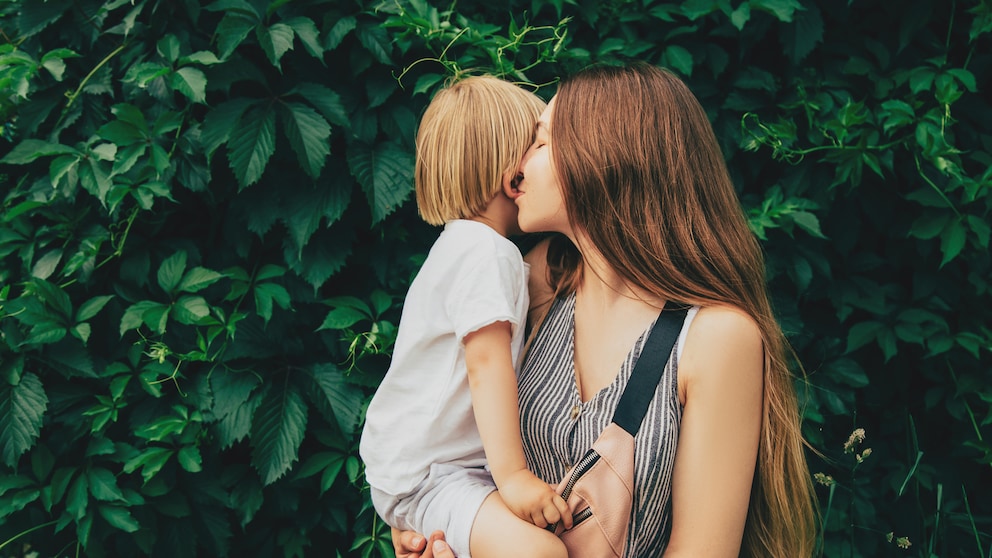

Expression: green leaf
xmin=91 ymin=143 xmax=117 ymax=162
xmin=287 ymin=227 xmax=355 ymax=289
xmin=909 ymin=67 xmax=935 ymax=94
xmin=2 ymin=200 xmax=45 ymax=222
xmin=0 ymin=139 xmax=77 ymax=164
xmin=98 ymin=120 xmax=145 ymax=145
xmin=50 ymin=154 xmax=80 ymax=188
xmin=278 ymin=102 xmax=331 ymax=179
xmin=325 ymin=16 xmax=357 ymax=50
xmin=966 ymin=214 xmax=991 ymax=248
xmin=88 ymin=467 xmax=126 ymax=502
xmin=41 ymin=57 xmax=66 ymax=81
xmin=291 ymin=82 xmax=349 ymax=128
xmin=939 ymin=219 xmax=967 ymax=267
xmin=663 ymin=45 xmax=693 ymax=77
xmin=227 ymin=104 xmax=276 ymax=189
xmin=173 ymin=295 xmax=211 ymax=324
xmin=730 ymin=3 xmax=750 ymax=29
xmin=827 ymin=358 xmax=869 ymax=388
xmin=285 ymin=16 xmax=323 ymax=59
xmin=16 ymin=0 xmax=72 ymax=37
xmin=112 ymin=103 xmax=150 ymax=131
xmin=201 ymin=98 xmax=257 ymax=157
xmin=1 ymin=355 xmax=24 ymax=385
xmin=158 ymin=251 xmax=188 ymax=294
xmin=79 ymin=158 xmax=112 ymax=204
xmin=177 ymin=267 xmax=225 ymax=293
xmin=31 ymin=249 xmax=62 ymax=280
xmin=355 ymin=23 xmax=391 ymax=64
xmin=251 ymin=384 xmax=307 ymax=485
xmin=72 ymin=323 xmax=92 ymax=344
xmin=846 ymin=321 xmax=882 ymax=353
xmin=215 ymin=12 xmax=258 ymax=59
xmin=0 ymin=373 xmax=48 ymax=467
xmin=318 ymin=307 xmax=367 ymax=331
xmin=120 ymin=300 xmax=163 ymax=336
xmin=781 ymin=3 xmax=823 ymax=63
xmin=296 ymin=451 xmax=341 ymax=479
xmin=254 ymin=282 xmax=291 ymax=324
xmin=320 ymin=455 xmax=346 ymax=493
xmin=346 ymin=140 xmax=414 ymax=224
xmin=123 ymin=447 xmax=173 ymax=484
xmin=370 ymin=291 xmax=392 ymax=316
xmin=157 ymin=35 xmax=181 ymax=62
xmin=23 ymin=322 xmax=67 ymax=346
xmin=791 ymin=211 xmax=827 ymax=239
xmin=909 ymin=213 xmax=949 ymax=240
xmin=751 ymin=0 xmax=803 ymax=22
xmin=312 ymin=364 xmax=363 ymax=437
xmin=31 ymin=278 xmax=73 ymax=320
xmin=179 ymin=50 xmax=222 ymax=66
xmin=97 ymin=504 xmax=141 ymax=532
xmin=947 ymin=68 xmax=977 ymax=92
xmin=255 ymin=264 xmax=285 ymax=281
xmin=204 ymin=0 xmax=258 ymax=14
xmin=216 ymin=394 xmax=261 ymax=449
xmin=257 ymin=22 xmax=295 ymax=69
xmin=211 ymin=371 xmax=260 ymax=419
xmin=122 ymin=61 xmax=170 ymax=88
xmin=171 ymin=67 xmax=207 ymax=103
xmin=66 ymin=472 xmax=89 ymax=520
xmin=177 ymin=446 xmax=203 ymax=473
xmin=76 ymin=295 xmax=115 ymax=322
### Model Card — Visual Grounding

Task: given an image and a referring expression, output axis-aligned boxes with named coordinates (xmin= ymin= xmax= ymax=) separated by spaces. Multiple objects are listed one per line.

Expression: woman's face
xmin=513 ymin=97 xmax=570 ymax=235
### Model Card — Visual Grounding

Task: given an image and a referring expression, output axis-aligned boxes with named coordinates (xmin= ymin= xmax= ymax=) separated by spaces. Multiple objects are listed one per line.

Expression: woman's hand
xmin=392 ymin=528 xmax=457 ymax=558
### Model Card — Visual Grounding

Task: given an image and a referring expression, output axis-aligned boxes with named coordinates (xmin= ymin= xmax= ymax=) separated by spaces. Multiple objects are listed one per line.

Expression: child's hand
xmin=498 ymin=469 xmax=573 ymax=529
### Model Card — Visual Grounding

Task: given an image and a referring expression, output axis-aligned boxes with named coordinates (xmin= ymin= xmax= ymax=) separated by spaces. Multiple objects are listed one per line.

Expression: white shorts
xmin=371 ymin=463 xmax=497 ymax=558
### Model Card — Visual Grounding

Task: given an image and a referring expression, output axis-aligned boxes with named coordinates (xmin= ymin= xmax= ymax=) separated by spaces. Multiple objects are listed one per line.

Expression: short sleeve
xmin=444 ymin=249 xmax=524 ymax=343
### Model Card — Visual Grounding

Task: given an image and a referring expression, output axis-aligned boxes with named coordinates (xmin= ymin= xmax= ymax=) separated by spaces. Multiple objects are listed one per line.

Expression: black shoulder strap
xmin=612 ymin=301 xmax=689 ymax=435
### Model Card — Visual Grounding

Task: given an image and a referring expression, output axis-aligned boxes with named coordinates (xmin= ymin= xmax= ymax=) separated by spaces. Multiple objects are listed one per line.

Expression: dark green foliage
xmin=0 ymin=0 xmax=989 ymax=556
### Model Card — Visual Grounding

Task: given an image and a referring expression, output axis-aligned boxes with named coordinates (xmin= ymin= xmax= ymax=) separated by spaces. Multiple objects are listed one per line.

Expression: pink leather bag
xmin=548 ymin=303 xmax=688 ymax=557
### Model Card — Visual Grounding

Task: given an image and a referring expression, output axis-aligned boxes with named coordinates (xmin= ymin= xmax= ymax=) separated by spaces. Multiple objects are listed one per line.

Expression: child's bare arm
xmin=463 ymin=321 xmax=572 ymax=529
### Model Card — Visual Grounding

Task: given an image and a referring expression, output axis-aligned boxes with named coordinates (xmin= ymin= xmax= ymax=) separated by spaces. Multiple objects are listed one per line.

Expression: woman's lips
xmin=510 ymin=173 xmax=525 ymax=201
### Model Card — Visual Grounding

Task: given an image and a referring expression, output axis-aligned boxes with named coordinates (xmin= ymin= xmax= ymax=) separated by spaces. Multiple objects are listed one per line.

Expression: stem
xmin=64 ymin=43 xmax=127 ymax=110
xmin=961 ymin=484 xmax=986 ymax=558
xmin=914 ymin=154 xmax=962 ymax=217
xmin=0 ymin=520 xmax=58 ymax=550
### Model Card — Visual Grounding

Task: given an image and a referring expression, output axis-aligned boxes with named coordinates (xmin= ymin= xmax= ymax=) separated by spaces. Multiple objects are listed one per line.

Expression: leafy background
xmin=0 ymin=0 xmax=989 ymax=556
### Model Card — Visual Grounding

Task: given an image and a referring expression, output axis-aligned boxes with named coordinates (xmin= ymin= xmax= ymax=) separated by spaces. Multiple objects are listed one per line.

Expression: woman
xmin=394 ymin=61 xmax=817 ymax=557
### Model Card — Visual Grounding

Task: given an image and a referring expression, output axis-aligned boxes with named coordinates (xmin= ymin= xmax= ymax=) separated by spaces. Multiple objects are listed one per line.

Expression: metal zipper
xmin=561 ymin=448 xmax=601 ymax=500
xmin=546 ymin=448 xmax=601 ymax=533
xmin=571 ymin=507 xmax=593 ymax=526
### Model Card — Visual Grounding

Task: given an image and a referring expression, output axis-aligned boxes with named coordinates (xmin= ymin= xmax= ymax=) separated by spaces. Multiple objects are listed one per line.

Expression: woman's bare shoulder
xmin=678 ymin=304 xmax=763 ymax=401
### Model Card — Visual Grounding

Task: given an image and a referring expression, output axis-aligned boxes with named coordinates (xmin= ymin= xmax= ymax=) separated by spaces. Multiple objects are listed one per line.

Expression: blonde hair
xmin=547 ymin=62 xmax=818 ymax=557
xmin=415 ymin=75 xmax=546 ymax=225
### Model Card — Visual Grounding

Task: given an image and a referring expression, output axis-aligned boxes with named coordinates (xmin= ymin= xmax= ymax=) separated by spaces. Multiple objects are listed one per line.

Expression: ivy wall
xmin=0 ymin=1 xmax=989 ymax=556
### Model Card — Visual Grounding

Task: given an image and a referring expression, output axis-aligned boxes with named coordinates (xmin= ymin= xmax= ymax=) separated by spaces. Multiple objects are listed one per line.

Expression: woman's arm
xmin=664 ymin=306 xmax=764 ymax=557
xmin=463 ymin=321 xmax=570 ymax=528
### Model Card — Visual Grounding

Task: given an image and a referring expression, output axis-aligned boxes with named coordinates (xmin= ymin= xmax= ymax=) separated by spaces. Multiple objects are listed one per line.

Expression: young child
xmin=359 ymin=76 xmax=570 ymax=558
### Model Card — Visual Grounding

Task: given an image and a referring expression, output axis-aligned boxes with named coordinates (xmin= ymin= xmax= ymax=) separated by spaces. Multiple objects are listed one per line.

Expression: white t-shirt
xmin=360 ymin=219 xmax=530 ymax=497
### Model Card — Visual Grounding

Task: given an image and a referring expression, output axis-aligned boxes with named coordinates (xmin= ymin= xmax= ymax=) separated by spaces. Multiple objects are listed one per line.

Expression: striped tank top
xmin=517 ymin=293 xmax=697 ymax=556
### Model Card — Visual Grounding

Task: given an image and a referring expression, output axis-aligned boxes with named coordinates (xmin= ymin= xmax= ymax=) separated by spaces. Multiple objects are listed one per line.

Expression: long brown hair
xmin=548 ymin=62 xmax=817 ymax=557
